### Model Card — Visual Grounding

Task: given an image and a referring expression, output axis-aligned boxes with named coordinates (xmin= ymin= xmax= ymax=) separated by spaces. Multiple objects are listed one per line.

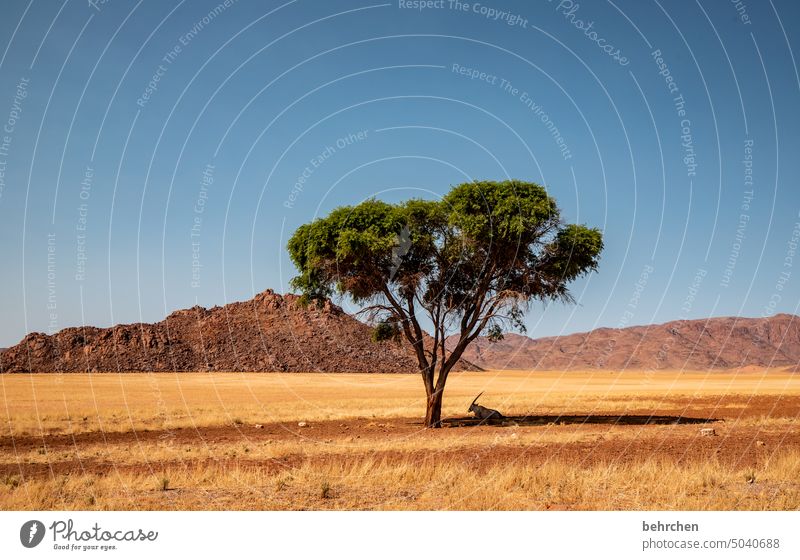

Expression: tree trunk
xmin=424 ymin=389 xmax=444 ymax=428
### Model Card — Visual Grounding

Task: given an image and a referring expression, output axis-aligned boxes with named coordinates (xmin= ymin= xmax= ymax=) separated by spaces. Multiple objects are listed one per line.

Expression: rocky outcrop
xmin=0 ymin=290 xmax=469 ymax=373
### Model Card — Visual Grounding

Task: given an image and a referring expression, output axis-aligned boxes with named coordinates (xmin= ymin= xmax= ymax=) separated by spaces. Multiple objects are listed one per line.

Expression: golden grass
xmin=2 ymin=369 xmax=799 ymax=510
xmin=3 ymin=450 xmax=799 ymax=510
xmin=3 ymin=369 xmax=799 ymax=436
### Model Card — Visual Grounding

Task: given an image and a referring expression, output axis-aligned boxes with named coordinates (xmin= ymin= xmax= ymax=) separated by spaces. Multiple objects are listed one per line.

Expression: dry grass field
xmin=1 ymin=369 xmax=799 ymax=510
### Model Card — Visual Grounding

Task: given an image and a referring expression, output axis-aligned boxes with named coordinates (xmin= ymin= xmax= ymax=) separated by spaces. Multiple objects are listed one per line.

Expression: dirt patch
xmin=2 ymin=411 xmax=797 ymax=481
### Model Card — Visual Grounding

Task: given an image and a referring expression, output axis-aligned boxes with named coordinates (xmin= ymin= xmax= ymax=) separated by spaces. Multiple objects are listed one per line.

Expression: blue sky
xmin=0 ymin=0 xmax=799 ymax=347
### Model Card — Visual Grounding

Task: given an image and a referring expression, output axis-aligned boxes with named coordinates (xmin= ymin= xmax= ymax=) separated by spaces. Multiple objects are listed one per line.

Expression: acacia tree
xmin=288 ymin=180 xmax=603 ymax=427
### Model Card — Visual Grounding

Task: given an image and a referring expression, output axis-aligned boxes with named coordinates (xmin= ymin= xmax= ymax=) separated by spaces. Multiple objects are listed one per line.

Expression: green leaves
xmin=287 ymin=180 xmax=603 ymax=329
xmin=443 ymin=180 xmax=559 ymax=241
xmin=372 ymin=320 xmax=400 ymax=343
xmin=548 ymin=224 xmax=604 ymax=280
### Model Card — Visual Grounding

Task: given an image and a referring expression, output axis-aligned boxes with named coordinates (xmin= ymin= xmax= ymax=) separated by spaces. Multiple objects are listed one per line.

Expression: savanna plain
xmin=1 ymin=370 xmax=799 ymax=510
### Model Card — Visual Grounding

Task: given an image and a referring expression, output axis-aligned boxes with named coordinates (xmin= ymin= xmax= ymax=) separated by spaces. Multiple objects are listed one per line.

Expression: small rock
xmin=253 ymin=424 xmax=264 ymax=429
xmin=297 ymin=421 xmax=308 ymax=428
xmin=756 ymin=440 xmax=766 ymax=447
xmin=699 ymin=428 xmax=716 ymax=437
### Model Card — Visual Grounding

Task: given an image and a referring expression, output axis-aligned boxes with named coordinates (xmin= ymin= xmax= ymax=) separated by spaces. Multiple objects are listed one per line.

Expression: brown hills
xmin=458 ymin=313 xmax=800 ymax=371
xmin=0 ymin=290 xmax=465 ymax=374
xmin=3 ymin=291 xmax=798 ymax=373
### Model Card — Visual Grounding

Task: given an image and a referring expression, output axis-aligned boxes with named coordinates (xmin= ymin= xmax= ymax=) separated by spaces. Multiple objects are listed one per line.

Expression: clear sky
xmin=0 ymin=0 xmax=799 ymax=347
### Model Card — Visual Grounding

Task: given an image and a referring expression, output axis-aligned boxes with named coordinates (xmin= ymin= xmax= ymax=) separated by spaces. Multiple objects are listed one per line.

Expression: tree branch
xmin=381 ymin=287 xmax=430 ymax=378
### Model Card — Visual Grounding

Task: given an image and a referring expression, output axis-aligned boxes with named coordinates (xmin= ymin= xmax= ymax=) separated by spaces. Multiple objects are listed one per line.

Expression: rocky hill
xmin=4 ymin=293 xmax=798 ymax=373
xmin=458 ymin=314 xmax=800 ymax=370
xmin=0 ymin=290 xmax=472 ymax=373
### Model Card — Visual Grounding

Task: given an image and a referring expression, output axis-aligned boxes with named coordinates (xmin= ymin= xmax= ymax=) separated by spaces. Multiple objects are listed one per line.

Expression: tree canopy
xmin=288 ymin=180 xmax=603 ymax=427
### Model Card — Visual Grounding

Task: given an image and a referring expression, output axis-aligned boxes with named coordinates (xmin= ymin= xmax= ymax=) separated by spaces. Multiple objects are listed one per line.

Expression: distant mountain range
xmin=1 ymin=290 xmax=798 ymax=373
xmin=455 ymin=314 xmax=800 ymax=371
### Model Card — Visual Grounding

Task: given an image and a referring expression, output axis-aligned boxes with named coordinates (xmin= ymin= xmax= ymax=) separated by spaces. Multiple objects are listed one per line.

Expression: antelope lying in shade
xmin=468 ymin=392 xmax=504 ymax=421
